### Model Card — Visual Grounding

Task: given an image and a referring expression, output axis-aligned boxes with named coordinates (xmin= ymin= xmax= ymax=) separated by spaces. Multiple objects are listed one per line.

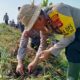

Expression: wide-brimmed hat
xmin=18 ymin=4 xmax=41 ymax=31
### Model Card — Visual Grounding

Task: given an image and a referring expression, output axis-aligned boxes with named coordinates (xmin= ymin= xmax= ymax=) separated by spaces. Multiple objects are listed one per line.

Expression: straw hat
xmin=18 ymin=4 xmax=41 ymax=31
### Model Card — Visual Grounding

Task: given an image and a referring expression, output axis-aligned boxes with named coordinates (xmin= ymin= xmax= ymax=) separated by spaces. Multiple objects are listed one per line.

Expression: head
xmin=5 ymin=13 xmax=7 ymax=15
xmin=18 ymin=4 xmax=47 ymax=32
xmin=32 ymin=10 xmax=47 ymax=31
xmin=18 ymin=6 xmax=21 ymax=11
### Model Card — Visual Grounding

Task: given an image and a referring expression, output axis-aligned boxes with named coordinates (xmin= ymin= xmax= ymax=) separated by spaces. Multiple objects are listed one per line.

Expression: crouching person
xmin=17 ymin=3 xmax=80 ymax=80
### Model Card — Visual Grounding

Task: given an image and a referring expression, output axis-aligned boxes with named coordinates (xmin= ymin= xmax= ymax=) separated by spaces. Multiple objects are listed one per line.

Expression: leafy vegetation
xmin=41 ymin=0 xmax=48 ymax=7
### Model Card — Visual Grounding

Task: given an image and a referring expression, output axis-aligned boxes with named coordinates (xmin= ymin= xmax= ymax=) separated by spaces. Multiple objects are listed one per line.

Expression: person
xmin=16 ymin=5 xmax=42 ymax=75
xmin=17 ymin=6 xmax=24 ymax=32
xmin=16 ymin=3 xmax=80 ymax=80
xmin=9 ymin=19 xmax=16 ymax=27
xmin=17 ymin=6 xmax=40 ymax=50
xmin=3 ymin=13 xmax=9 ymax=25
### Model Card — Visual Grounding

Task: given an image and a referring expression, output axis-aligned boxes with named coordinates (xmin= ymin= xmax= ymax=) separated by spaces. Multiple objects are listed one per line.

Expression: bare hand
xmin=39 ymin=50 xmax=51 ymax=61
xmin=16 ymin=63 xmax=24 ymax=75
xmin=28 ymin=60 xmax=37 ymax=73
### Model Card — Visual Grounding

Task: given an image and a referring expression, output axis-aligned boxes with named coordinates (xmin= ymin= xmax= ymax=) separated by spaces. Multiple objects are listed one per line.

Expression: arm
xmin=3 ymin=15 xmax=5 ymax=21
xmin=34 ymin=31 xmax=48 ymax=61
xmin=17 ymin=30 xmax=29 ymax=63
xmin=48 ymin=3 xmax=76 ymax=56
xmin=27 ymin=31 xmax=48 ymax=72
xmin=49 ymin=34 xmax=75 ymax=56
xmin=8 ymin=15 xmax=9 ymax=20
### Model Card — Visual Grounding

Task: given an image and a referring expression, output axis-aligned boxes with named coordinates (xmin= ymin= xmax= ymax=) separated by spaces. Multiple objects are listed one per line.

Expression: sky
xmin=0 ymin=0 xmax=80 ymax=24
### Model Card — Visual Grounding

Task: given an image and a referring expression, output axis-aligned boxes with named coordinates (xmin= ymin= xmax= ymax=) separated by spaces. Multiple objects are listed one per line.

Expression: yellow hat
xmin=18 ymin=4 xmax=41 ymax=31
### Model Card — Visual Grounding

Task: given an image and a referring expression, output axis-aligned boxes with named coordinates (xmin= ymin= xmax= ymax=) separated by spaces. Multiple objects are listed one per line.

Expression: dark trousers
xmin=5 ymin=20 xmax=8 ymax=25
xmin=65 ymin=28 xmax=80 ymax=80
xmin=65 ymin=28 xmax=80 ymax=63
xmin=31 ymin=37 xmax=40 ymax=51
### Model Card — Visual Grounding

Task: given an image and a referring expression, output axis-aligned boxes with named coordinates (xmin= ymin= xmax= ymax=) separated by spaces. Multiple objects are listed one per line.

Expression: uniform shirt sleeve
xmin=36 ymin=31 xmax=48 ymax=56
xmin=49 ymin=34 xmax=75 ymax=56
xmin=17 ymin=30 xmax=29 ymax=60
xmin=47 ymin=3 xmax=76 ymax=56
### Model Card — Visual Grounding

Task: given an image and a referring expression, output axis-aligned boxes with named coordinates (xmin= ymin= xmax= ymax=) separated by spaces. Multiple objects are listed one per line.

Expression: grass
xmin=0 ymin=23 xmax=68 ymax=80
xmin=0 ymin=24 xmax=21 ymax=50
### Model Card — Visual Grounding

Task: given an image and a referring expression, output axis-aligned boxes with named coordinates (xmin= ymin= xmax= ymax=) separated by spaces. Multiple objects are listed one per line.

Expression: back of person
xmin=46 ymin=3 xmax=80 ymax=29
xmin=3 ymin=13 xmax=9 ymax=21
xmin=56 ymin=3 xmax=80 ymax=28
xmin=67 ymin=4 xmax=80 ymax=28
xmin=3 ymin=13 xmax=9 ymax=24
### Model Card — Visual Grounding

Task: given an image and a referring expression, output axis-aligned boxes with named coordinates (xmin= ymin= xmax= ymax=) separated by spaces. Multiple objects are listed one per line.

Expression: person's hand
xmin=28 ymin=60 xmax=37 ymax=73
xmin=16 ymin=63 xmax=24 ymax=75
xmin=39 ymin=50 xmax=51 ymax=61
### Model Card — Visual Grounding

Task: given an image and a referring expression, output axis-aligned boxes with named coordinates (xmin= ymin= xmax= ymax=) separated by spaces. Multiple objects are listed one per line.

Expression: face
xmin=32 ymin=15 xmax=46 ymax=31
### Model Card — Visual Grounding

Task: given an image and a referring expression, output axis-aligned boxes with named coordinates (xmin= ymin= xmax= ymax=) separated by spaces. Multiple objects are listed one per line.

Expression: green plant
xmin=41 ymin=0 xmax=48 ymax=7
xmin=0 ymin=47 xmax=10 ymax=79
